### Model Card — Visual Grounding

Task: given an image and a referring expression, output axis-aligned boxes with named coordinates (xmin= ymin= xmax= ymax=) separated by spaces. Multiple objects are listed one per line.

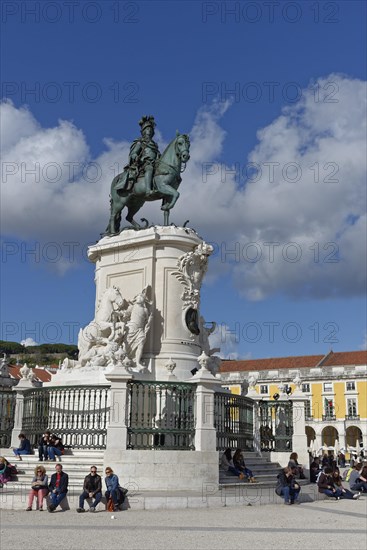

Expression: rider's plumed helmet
xmin=139 ymin=115 xmax=156 ymax=132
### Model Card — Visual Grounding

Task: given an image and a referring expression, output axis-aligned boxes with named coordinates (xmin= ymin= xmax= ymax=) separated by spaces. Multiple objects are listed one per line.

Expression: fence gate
xmin=258 ymin=400 xmax=293 ymax=452
xmin=126 ymin=380 xmax=196 ymax=450
xmin=0 ymin=391 xmax=16 ymax=447
xmin=214 ymin=391 xmax=254 ymax=451
xmin=22 ymin=386 xmax=110 ymax=449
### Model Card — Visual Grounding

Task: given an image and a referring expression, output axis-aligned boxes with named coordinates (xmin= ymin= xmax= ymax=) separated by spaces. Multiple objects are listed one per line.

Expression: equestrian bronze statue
xmin=105 ymin=115 xmax=190 ymax=234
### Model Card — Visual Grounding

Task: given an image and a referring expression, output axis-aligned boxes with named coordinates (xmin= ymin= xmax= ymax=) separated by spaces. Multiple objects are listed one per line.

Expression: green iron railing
xmin=22 ymin=386 xmax=110 ymax=449
xmin=0 ymin=391 xmax=16 ymax=447
xmin=127 ymin=380 xmax=196 ymax=450
xmin=258 ymin=400 xmax=293 ymax=452
xmin=214 ymin=391 xmax=254 ymax=451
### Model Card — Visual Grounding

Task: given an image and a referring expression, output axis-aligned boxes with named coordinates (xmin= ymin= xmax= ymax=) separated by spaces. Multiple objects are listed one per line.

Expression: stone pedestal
xmin=10 ymin=379 xmax=34 ymax=447
xmin=104 ymin=366 xmax=131 ymax=450
xmin=190 ymin=365 xmax=222 ymax=452
xmin=289 ymin=391 xmax=309 ymax=467
xmin=44 ymin=364 xmax=114 ymax=387
xmin=88 ymin=226 xmax=211 ymax=381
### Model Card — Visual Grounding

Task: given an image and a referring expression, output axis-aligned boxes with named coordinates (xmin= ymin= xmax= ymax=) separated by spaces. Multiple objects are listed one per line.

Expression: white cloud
xmin=20 ymin=338 xmax=39 ymax=347
xmin=232 ymin=74 xmax=367 ymax=300
xmin=1 ymin=75 xmax=366 ymax=299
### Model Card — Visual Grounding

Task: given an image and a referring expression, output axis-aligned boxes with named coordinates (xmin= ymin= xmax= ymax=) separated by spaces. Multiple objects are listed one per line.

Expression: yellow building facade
xmin=220 ymin=350 xmax=367 ymax=458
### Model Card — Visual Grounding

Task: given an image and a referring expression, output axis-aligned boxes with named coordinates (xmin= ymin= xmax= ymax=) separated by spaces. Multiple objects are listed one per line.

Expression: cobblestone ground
xmin=1 ymin=499 xmax=366 ymax=550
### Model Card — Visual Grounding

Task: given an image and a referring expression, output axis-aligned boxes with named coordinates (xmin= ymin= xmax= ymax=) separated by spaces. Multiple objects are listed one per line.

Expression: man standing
xmin=115 ymin=115 xmax=161 ymax=196
xmin=48 ymin=463 xmax=68 ymax=512
xmin=77 ymin=466 xmax=102 ymax=513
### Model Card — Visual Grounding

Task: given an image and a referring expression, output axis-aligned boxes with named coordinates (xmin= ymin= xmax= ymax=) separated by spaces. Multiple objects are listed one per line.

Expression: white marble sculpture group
xmin=62 ymin=286 xmax=153 ymax=374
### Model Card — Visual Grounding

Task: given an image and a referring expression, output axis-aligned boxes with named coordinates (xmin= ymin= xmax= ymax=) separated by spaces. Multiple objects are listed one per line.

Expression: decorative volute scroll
xmin=171 ymin=242 xmax=213 ymax=310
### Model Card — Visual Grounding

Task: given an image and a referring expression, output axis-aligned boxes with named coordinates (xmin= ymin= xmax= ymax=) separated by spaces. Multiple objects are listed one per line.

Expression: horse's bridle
xmin=157 ymin=135 xmax=189 ymax=175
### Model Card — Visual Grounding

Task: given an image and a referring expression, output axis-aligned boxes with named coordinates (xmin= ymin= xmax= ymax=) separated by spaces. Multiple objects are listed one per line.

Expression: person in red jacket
xmin=47 ymin=463 xmax=68 ymax=512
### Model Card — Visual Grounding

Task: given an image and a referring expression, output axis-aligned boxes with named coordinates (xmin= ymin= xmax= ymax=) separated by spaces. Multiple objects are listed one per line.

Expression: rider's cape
xmin=115 ymin=163 xmax=139 ymax=192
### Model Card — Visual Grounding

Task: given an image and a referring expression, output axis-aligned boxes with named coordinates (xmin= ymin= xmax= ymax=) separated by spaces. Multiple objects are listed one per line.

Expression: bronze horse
xmin=105 ymin=132 xmax=190 ymax=234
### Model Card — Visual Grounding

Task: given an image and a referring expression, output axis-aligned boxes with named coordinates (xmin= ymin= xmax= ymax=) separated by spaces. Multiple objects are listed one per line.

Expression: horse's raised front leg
xmin=155 ymin=175 xmax=180 ymax=210
xmin=161 ymin=189 xmax=179 ymax=210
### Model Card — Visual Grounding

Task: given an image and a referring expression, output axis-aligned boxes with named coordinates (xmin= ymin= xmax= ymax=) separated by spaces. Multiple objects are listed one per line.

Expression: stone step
xmin=1 ymin=450 xmax=105 ymax=460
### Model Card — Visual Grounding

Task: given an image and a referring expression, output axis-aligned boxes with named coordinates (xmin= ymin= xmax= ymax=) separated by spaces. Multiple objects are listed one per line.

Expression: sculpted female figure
xmin=126 ymin=290 xmax=153 ymax=371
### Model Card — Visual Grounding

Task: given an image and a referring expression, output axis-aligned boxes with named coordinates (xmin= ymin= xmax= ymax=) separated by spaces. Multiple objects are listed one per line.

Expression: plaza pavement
xmin=1 ymin=497 xmax=366 ymax=550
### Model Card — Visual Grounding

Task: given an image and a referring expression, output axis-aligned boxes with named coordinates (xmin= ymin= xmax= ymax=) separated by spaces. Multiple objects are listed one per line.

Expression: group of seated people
xmin=25 ymin=463 xmax=128 ymax=513
xmin=221 ymin=448 xmax=256 ymax=482
xmin=0 ymin=456 xmax=16 ymax=488
xmin=309 ymin=455 xmax=367 ymax=500
xmin=276 ymin=452 xmax=366 ymax=504
xmin=12 ymin=431 xmax=65 ymax=462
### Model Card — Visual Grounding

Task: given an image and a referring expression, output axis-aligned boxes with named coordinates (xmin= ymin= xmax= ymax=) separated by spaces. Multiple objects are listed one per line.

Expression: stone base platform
xmin=1 ymin=481 xmax=324 ymax=511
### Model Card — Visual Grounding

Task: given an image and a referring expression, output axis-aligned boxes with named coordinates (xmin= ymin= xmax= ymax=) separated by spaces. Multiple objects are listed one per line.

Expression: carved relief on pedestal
xmin=75 ymin=286 xmax=153 ymax=374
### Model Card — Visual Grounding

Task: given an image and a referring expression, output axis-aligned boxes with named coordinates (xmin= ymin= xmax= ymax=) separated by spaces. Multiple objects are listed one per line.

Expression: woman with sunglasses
xmin=26 ymin=465 xmax=48 ymax=511
xmin=104 ymin=467 xmax=122 ymax=512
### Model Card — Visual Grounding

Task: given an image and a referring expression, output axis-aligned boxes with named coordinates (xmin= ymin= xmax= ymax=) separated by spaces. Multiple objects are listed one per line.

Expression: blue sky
xmin=1 ymin=0 xmax=366 ymax=359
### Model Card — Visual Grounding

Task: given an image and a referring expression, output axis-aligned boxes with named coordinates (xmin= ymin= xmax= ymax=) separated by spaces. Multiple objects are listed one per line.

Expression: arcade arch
xmin=346 ymin=426 xmax=362 ymax=447
xmin=321 ymin=426 xmax=338 ymax=447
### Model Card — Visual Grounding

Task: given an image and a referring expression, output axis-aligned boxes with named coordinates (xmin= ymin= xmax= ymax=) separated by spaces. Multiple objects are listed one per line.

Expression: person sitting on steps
xmin=276 ymin=466 xmax=301 ymax=505
xmin=26 ymin=465 xmax=49 ymax=511
xmin=47 ymin=463 xmax=68 ymax=512
xmin=13 ymin=433 xmax=31 ymax=461
xmin=332 ymin=467 xmax=360 ymax=500
xmin=349 ymin=464 xmax=367 ymax=493
xmin=232 ymin=449 xmax=256 ymax=483
xmin=38 ymin=431 xmax=51 ymax=462
xmin=104 ymin=467 xmax=127 ymax=512
xmin=47 ymin=434 xmax=64 ymax=462
xmin=288 ymin=452 xmax=306 ymax=479
xmin=317 ymin=466 xmax=359 ymax=500
xmin=77 ymin=466 xmax=102 ymax=513
xmin=221 ymin=448 xmax=245 ymax=480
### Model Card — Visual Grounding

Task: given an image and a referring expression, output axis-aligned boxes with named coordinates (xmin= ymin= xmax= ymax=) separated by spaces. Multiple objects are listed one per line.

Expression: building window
xmin=302 ymin=383 xmax=310 ymax=393
xmin=347 ymin=399 xmax=357 ymax=417
xmin=304 ymin=401 xmax=312 ymax=419
xmin=260 ymin=385 xmax=268 ymax=394
xmin=323 ymin=382 xmax=333 ymax=392
xmin=346 ymin=381 xmax=356 ymax=391
xmin=324 ymin=398 xmax=334 ymax=416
